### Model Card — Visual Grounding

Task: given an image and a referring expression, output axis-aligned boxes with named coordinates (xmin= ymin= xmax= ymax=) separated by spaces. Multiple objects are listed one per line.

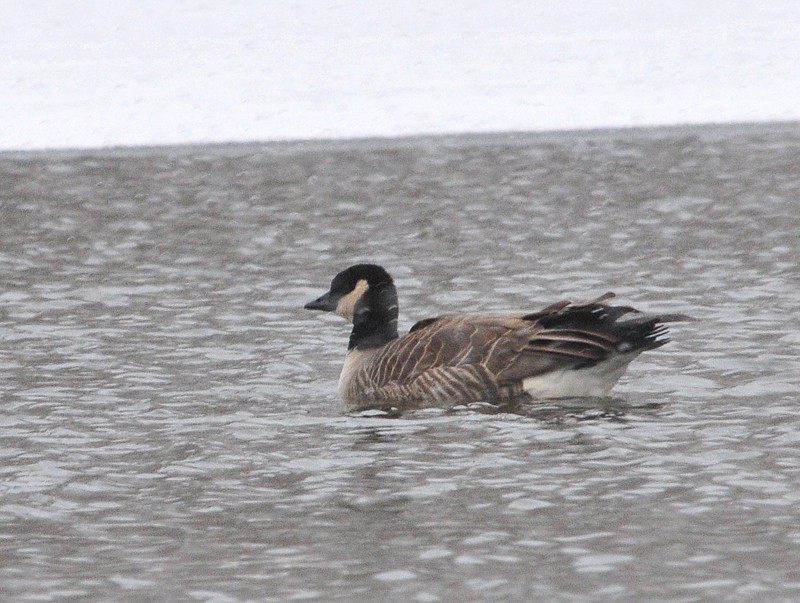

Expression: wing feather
xmin=342 ymin=294 xmax=687 ymax=406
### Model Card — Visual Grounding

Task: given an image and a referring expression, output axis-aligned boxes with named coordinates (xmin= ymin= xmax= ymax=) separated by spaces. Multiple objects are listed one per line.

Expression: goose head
xmin=305 ymin=264 xmax=400 ymax=349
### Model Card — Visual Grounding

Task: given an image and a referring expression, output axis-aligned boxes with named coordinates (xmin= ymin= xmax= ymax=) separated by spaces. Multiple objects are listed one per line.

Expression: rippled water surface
xmin=2 ymin=124 xmax=800 ymax=602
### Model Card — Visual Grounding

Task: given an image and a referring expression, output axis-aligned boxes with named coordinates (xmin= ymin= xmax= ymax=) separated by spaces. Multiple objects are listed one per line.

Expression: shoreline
xmin=3 ymin=120 xmax=800 ymax=161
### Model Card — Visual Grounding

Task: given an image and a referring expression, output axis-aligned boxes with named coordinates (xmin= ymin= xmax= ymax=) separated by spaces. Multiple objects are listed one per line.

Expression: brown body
xmin=305 ymin=265 xmax=690 ymax=411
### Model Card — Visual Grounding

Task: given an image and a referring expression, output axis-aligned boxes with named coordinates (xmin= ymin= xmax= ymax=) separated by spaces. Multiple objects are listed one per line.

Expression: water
xmin=1 ymin=123 xmax=799 ymax=602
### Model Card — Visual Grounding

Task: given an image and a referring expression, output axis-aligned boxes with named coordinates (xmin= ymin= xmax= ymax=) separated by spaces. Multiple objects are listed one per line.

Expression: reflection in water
xmin=2 ymin=124 xmax=800 ymax=601
xmin=513 ymin=398 xmax=664 ymax=424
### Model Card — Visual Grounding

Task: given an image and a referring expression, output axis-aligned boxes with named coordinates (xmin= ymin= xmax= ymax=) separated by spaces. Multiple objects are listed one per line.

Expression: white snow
xmin=2 ymin=0 xmax=799 ymax=151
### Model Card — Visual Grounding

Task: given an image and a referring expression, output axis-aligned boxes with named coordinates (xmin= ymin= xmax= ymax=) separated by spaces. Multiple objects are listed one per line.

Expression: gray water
xmin=2 ymin=124 xmax=799 ymax=602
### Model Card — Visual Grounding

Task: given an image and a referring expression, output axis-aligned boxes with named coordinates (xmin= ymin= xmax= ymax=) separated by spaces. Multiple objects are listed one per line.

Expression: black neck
xmin=347 ymin=282 xmax=399 ymax=350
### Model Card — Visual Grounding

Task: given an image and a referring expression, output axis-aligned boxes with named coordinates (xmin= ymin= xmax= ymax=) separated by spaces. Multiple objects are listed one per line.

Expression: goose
xmin=305 ymin=264 xmax=691 ymax=411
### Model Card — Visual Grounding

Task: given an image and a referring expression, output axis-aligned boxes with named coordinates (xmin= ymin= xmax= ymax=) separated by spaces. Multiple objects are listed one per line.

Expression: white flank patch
xmin=522 ymin=353 xmax=639 ymax=398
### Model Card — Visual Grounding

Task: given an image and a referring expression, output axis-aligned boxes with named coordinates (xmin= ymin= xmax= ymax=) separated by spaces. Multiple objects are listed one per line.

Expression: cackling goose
xmin=305 ymin=264 xmax=691 ymax=411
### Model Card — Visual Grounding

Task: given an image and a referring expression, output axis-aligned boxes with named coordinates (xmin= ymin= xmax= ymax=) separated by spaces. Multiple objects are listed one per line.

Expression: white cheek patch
xmin=335 ymin=279 xmax=369 ymax=321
